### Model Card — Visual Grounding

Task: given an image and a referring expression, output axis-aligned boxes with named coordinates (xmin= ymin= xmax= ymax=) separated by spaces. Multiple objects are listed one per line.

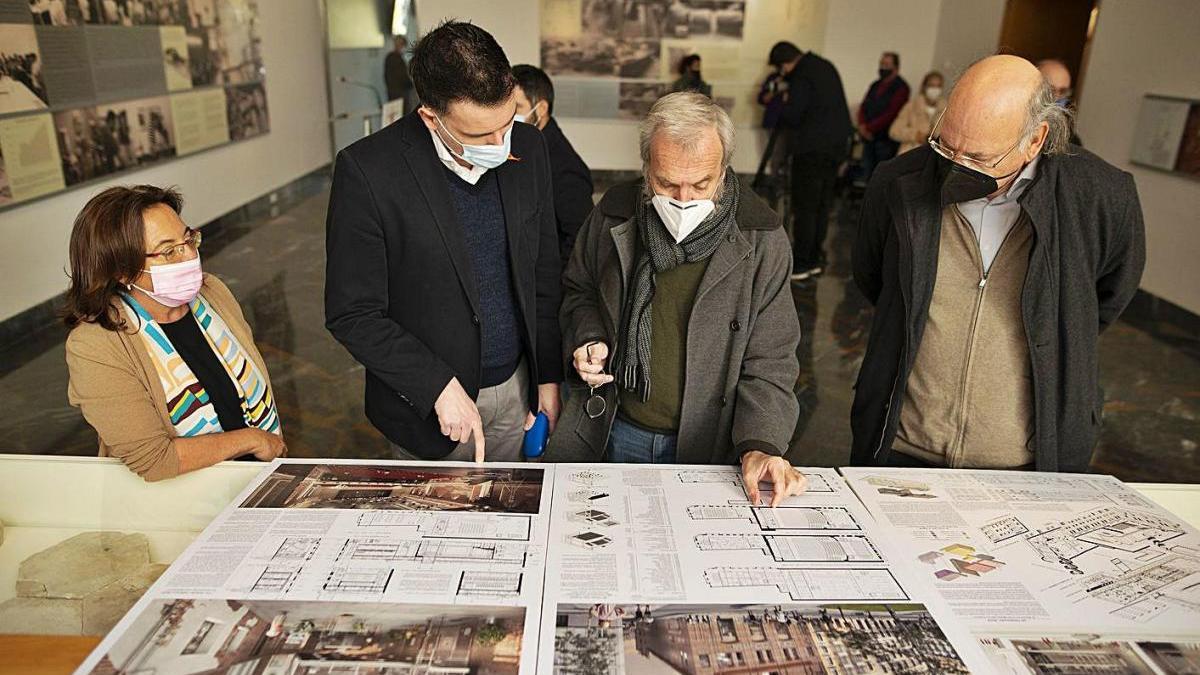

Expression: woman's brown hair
xmin=62 ymin=185 xmax=184 ymax=332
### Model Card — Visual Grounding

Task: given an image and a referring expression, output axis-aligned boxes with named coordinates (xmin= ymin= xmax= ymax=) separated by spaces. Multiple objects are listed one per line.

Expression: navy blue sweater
xmin=445 ymin=168 xmax=523 ymax=387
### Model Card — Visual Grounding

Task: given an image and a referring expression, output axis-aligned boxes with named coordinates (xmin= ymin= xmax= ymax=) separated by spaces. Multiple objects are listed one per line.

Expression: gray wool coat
xmin=544 ymin=179 xmax=801 ymax=464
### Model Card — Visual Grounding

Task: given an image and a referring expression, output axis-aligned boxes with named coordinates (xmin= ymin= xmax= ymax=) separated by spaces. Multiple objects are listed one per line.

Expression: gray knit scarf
xmin=616 ymin=171 xmax=740 ymax=402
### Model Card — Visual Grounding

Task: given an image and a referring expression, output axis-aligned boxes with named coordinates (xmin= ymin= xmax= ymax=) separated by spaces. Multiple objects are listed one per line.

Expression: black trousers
xmin=790 ymin=152 xmax=839 ymax=270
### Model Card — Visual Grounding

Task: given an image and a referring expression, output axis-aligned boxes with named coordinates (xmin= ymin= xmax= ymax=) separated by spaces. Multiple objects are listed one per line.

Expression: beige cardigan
xmin=889 ymin=95 xmax=947 ymax=155
xmin=65 ymin=274 xmax=279 ymax=481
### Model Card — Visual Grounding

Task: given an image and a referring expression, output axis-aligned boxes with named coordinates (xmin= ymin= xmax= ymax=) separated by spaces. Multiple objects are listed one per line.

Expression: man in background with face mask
xmin=325 ymin=21 xmax=563 ymax=462
xmin=851 ymin=55 xmax=1145 ymax=473
xmin=512 ymin=64 xmax=594 ymax=265
xmin=548 ymin=92 xmax=806 ymax=505
xmin=856 ymin=51 xmax=910 ymax=184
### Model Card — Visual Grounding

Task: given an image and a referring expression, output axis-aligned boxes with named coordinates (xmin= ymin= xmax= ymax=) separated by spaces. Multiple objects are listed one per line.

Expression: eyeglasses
xmin=927 ymin=108 xmax=1022 ymax=173
xmin=146 ymin=228 xmax=202 ymax=264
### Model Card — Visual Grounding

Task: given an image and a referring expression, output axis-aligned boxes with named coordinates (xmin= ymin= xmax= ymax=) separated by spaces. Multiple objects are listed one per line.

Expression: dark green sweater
xmin=620 ymin=258 xmax=710 ymax=432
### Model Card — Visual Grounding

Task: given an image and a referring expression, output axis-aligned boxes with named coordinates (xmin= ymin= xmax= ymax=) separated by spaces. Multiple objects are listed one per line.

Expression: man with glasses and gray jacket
xmin=851 ymin=55 xmax=1145 ymax=473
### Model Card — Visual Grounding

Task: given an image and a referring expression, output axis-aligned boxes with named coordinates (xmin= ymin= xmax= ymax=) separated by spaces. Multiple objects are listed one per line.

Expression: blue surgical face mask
xmin=435 ymin=114 xmax=513 ymax=170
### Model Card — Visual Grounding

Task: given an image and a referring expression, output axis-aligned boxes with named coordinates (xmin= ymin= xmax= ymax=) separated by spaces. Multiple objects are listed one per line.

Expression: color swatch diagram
xmin=919 ymin=543 xmax=1005 ymax=581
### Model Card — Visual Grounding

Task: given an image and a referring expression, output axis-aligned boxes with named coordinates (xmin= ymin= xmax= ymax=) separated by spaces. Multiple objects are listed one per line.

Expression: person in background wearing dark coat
xmin=511 ymin=64 xmax=594 ymax=265
xmin=384 ymin=35 xmax=413 ymax=109
xmin=851 ymin=55 xmax=1145 ymax=473
xmin=768 ymin=41 xmax=852 ymax=282
xmin=856 ymin=51 xmax=910 ymax=183
xmin=327 ymin=21 xmax=563 ymax=462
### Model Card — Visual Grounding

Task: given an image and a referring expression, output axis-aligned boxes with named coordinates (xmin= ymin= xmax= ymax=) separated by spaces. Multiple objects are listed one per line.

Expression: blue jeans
xmin=607 ymin=417 xmax=678 ymax=463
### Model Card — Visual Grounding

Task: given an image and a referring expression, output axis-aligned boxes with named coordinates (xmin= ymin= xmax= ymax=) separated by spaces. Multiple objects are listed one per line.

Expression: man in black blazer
xmin=325 ymin=21 xmax=563 ymax=462
xmin=511 ymin=64 xmax=595 ymax=265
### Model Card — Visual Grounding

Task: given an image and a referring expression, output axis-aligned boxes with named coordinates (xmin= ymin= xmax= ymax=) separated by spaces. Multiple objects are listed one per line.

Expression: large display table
xmin=1 ymin=455 xmax=1197 ymax=674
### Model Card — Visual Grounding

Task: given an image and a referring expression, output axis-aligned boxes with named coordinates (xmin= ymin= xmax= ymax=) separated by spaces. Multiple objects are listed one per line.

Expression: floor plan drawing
xmin=271 ymin=536 xmax=322 ymax=561
xmin=354 ymin=510 xmax=534 ymax=541
xmin=536 ymin=464 xmax=995 ymax=673
xmin=323 ymin=567 xmax=393 ymax=594
xmin=842 ymin=467 xmax=1200 ymax=642
xmin=694 ymin=533 xmax=884 ymax=562
xmin=336 ymin=537 xmax=529 ymax=565
xmin=702 ymin=566 xmax=908 ymax=601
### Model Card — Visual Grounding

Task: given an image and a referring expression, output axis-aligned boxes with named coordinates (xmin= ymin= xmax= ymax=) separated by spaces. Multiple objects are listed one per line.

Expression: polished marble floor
xmin=0 ymin=179 xmax=1196 ymax=482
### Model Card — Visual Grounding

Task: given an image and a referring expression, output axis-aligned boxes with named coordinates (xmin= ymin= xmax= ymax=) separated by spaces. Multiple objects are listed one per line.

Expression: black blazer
xmin=541 ymin=117 xmax=594 ymax=264
xmin=325 ymin=111 xmax=564 ymax=457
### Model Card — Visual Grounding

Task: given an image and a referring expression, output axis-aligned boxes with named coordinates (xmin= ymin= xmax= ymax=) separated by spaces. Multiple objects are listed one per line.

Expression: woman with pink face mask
xmin=63 ymin=185 xmax=286 ymax=481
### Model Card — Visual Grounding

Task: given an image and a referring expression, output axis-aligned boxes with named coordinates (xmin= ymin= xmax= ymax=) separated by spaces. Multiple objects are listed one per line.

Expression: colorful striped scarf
xmin=121 ymin=292 xmax=281 ymax=438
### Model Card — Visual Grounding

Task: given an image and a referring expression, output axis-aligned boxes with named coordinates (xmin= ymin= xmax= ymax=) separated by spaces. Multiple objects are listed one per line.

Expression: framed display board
xmin=1129 ymin=94 xmax=1200 ymax=180
xmin=0 ymin=0 xmax=269 ymax=210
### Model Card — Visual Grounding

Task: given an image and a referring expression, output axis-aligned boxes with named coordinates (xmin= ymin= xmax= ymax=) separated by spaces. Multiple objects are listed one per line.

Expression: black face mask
xmin=878 ymin=67 xmax=894 ymax=79
xmin=937 ymin=154 xmax=1022 ymax=205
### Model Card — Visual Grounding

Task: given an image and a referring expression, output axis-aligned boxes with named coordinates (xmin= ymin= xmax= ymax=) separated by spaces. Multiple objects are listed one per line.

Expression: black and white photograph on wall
xmin=28 ymin=0 xmax=81 ymax=25
xmin=0 ymin=24 xmax=49 ymax=113
xmin=226 ymin=81 xmax=268 ymax=140
xmin=581 ymin=0 xmax=672 ymax=39
xmin=542 ymin=36 xmax=618 ymax=77
xmin=73 ymin=0 xmax=189 ymax=25
xmin=213 ymin=0 xmax=263 ymax=84
xmin=96 ymin=96 xmax=174 ymax=161
xmin=53 ymin=107 xmax=105 ymax=185
xmin=615 ymin=39 xmax=659 ymax=78
xmin=664 ymin=0 xmax=745 ymax=40
xmin=617 ymin=81 xmax=668 ymax=119
xmin=185 ymin=26 xmax=218 ymax=86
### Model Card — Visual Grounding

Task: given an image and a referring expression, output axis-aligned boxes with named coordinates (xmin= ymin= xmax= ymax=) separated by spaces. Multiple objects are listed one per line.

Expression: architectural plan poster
xmin=841 ymin=468 xmax=1200 ymax=675
xmin=538 ymin=464 xmax=992 ymax=674
xmin=73 ymin=459 xmax=555 ymax=675
xmin=0 ymin=0 xmax=268 ymax=210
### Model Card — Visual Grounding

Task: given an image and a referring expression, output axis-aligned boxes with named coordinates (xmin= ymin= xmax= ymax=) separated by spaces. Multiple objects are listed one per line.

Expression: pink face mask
xmin=130 ymin=256 xmax=204 ymax=307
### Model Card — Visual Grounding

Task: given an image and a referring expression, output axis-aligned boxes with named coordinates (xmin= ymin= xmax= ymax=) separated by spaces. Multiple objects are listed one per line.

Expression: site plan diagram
xmin=842 ymin=467 xmax=1200 ymax=674
xmin=538 ymin=464 xmax=990 ymax=674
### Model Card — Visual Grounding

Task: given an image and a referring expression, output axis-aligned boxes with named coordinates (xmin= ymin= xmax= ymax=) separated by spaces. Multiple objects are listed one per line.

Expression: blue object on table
xmin=523 ymin=412 xmax=549 ymax=459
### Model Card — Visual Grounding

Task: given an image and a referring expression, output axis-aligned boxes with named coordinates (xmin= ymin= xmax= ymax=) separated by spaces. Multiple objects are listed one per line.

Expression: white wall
xmin=1075 ymin=0 xmax=1200 ymax=314
xmin=0 ymin=0 xmax=332 ymax=323
xmin=930 ymin=0 xmax=1005 ymax=81
xmin=822 ymin=0 xmax=943 ymax=111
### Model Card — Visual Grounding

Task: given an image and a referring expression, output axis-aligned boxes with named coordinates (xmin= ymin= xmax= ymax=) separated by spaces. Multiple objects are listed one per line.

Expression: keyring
xmin=585 ymin=385 xmax=607 ymax=419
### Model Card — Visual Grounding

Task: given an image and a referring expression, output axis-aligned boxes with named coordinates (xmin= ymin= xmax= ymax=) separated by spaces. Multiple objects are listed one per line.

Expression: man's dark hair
xmin=512 ymin=64 xmax=555 ymax=116
xmin=768 ymin=41 xmax=801 ymax=67
xmin=883 ymin=51 xmax=900 ymax=69
xmin=410 ymin=20 xmax=515 ymax=114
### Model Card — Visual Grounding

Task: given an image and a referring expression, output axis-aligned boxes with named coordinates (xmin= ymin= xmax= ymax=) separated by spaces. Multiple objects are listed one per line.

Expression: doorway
xmin=996 ymin=0 xmax=1100 ymax=103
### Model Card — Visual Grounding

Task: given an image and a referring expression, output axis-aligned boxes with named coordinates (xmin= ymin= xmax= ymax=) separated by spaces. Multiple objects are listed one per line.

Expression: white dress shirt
xmin=428 ymin=127 xmax=487 ymax=185
xmin=954 ymin=155 xmax=1040 ymax=274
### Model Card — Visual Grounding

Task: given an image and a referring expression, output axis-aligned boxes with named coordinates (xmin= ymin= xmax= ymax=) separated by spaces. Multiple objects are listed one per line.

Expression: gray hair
xmin=639 ymin=92 xmax=735 ymax=193
xmin=1021 ymin=74 xmax=1073 ymax=155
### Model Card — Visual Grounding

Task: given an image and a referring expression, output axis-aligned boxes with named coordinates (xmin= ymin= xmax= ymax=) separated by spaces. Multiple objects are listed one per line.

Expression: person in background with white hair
xmin=547 ymin=92 xmax=806 ymax=504
xmin=851 ymin=55 xmax=1144 ymax=473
